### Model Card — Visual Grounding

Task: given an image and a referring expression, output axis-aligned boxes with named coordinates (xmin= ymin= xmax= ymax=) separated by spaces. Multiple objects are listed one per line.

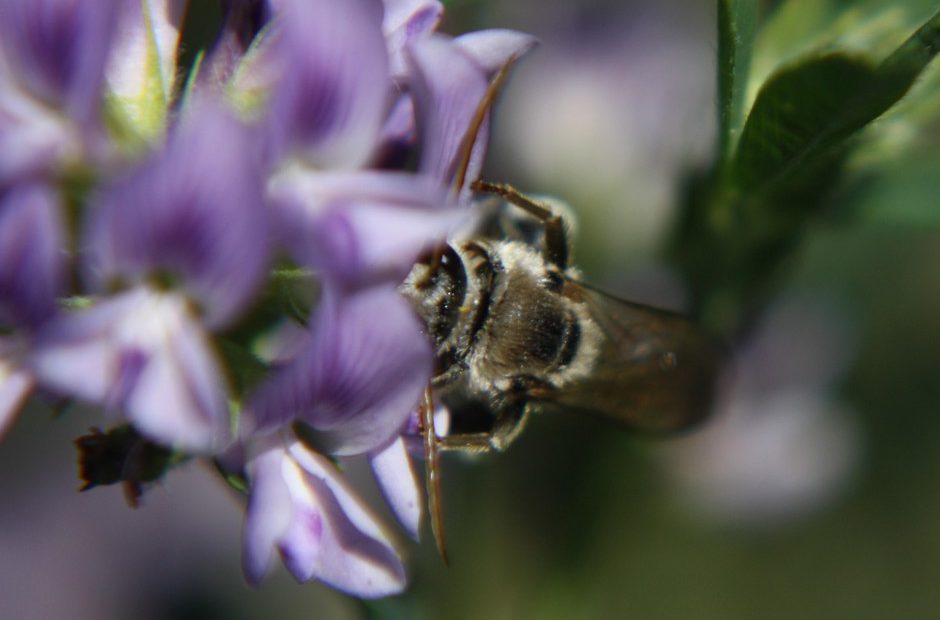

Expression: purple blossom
xmin=0 ymin=184 xmax=65 ymax=437
xmin=248 ymin=284 xmax=433 ymax=456
xmin=0 ymin=0 xmax=120 ymax=182
xmin=369 ymin=434 xmax=423 ymax=540
xmin=85 ymin=99 xmax=269 ymax=329
xmin=33 ymin=288 xmax=232 ymax=452
xmin=240 ymin=6 xmax=538 ymax=586
xmin=0 ymin=184 xmax=65 ymax=330
xmin=268 ymin=168 xmax=462 ymax=286
xmin=243 ymin=434 xmax=407 ymax=596
xmin=262 ymin=0 xmax=390 ymax=168
xmin=383 ymin=0 xmax=444 ymax=80
xmin=0 ymin=0 xmax=537 ymax=597
xmin=408 ymin=32 xmax=537 ymax=196
xmin=31 ymin=99 xmax=268 ymax=452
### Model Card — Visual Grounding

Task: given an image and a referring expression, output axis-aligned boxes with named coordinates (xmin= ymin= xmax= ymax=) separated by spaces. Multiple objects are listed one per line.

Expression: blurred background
xmin=2 ymin=0 xmax=939 ymax=618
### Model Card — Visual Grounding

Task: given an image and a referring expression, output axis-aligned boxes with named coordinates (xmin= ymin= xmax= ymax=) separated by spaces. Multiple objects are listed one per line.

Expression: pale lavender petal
xmin=383 ymin=0 xmax=443 ymax=80
xmin=269 ymin=168 xmax=462 ymax=284
xmin=0 ymin=184 xmax=65 ymax=329
xmin=264 ymin=0 xmax=389 ymax=168
xmin=243 ymin=438 xmax=294 ymax=584
xmin=454 ymin=29 xmax=538 ymax=75
xmin=87 ymin=99 xmax=269 ymax=329
xmin=0 ymin=359 xmax=32 ymax=439
xmin=32 ymin=288 xmax=231 ymax=452
xmin=0 ymin=0 xmax=120 ymax=126
xmin=284 ymin=441 xmax=405 ymax=597
xmin=370 ymin=435 xmax=422 ymax=540
xmin=408 ymin=35 xmax=489 ymax=188
xmin=250 ymin=284 xmax=433 ymax=456
xmin=0 ymin=92 xmax=78 ymax=184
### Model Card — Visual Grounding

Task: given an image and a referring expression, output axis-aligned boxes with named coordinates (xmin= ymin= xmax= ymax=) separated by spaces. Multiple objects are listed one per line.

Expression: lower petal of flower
xmin=31 ymin=287 xmax=230 ymax=452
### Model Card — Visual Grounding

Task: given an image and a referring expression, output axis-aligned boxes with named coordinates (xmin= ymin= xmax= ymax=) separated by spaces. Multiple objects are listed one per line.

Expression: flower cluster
xmin=0 ymin=0 xmax=534 ymax=597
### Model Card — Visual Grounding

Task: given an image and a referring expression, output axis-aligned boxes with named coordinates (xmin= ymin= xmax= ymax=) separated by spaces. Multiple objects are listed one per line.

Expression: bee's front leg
xmin=471 ymin=179 xmax=571 ymax=270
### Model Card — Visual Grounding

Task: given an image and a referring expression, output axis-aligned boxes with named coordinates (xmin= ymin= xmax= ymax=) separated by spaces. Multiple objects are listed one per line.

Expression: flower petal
xmin=243 ymin=438 xmax=295 ymax=584
xmin=86 ymin=98 xmax=269 ymax=329
xmin=244 ymin=436 xmax=407 ymax=596
xmin=383 ymin=0 xmax=443 ymax=80
xmin=370 ymin=435 xmax=422 ymax=541
xmin=263 ymin=0 xmax=390 ymax=168
xmin=32 ymin=288 xmax=231 ymax=452
xmin=0 ymin=184 xmax=65 ymax=329
xmin=249 ymin=284 xmax=433 ymax=456
xmin=455 ymin=29 xmax=538 ymax=75
xmin=0 ymin=0 xmax=120 ymax=126
xmin=284 ymin=441 xmax=406 ymax=597
xmin=408 ymin=35 xmax=489 ymax=189
xmin=269 ymin=167 xmax=462 ymax=284
xmin=0 ymin=89 xmax=79 ymax=183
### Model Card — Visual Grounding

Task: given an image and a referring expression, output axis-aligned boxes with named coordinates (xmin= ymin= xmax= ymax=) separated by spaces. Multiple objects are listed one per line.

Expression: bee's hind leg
xmin=470 ymin=180 xmax=571 ymax=270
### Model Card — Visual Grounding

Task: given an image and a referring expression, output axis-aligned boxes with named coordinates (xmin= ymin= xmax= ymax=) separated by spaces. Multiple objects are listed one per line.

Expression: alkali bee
xmin=400 ymin=181 xmax=724 ymax=560
xmin=398 ymin=58 xmax=724 ymax=561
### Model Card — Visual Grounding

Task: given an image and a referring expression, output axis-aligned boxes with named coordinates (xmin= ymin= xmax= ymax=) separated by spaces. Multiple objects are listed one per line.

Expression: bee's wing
xmin=549 ymin=281 xmax=725 ymax=432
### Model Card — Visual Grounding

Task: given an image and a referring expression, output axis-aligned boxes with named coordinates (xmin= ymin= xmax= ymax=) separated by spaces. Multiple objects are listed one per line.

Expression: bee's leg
xmin=418 ymin=387 xmax=449 ymax=565
xmin=436 ymin=392 xmax=534 ymax=452
xmin=415 ymin=242 xmax=448 ymax=289
xmin=470 ymin=180 xmax=570 ymax=270
xmin=437 ymin=432 xmax=496 ymax=452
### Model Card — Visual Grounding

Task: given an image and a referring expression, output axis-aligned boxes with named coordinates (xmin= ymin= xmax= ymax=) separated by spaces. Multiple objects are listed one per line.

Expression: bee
xmin=400 ymin=180 xmax=724 ymax=561
xmin=402 ymin=56 xmax=724 ymax=561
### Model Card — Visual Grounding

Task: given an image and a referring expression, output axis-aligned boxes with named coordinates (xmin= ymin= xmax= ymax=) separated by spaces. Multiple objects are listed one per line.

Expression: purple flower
xmin=369 ymin=434 xmax=423 ymax=540
xmin=0 ymin=184 xmax=66 ymax=437
xmin=268 ymin=168 xmax=462 ymax=286
xmin=244 ymin=281 xmax=431 ymax=548
xmin=262 ymin=0 xmax=390 ymax=168
xmin=0 ymin=184 xmax=65 ymax=330
xmin=31 ymin=99 xmax=269 ymax=452
xmin=33 ymin=288 xmax=232 ymax=451
xmin=243 ymin=434 xmax=407 ymax=597
xmin=249 ymin=284 xmax=433 ymax=456
xmin=85 ymin=100 xmax=269 ymax=329
xmin=383 ymin=0 xmax=444 ymax=80
xmin=408 ymin=31 xmax=537 ymax=197
xmin=0 ymin=0 xmax=120 ymax=183
xmin=244 ymin=9 xmax=538 ymax=581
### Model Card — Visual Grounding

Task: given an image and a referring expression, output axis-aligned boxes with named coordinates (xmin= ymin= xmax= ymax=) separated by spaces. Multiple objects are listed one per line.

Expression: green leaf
xmin=732 ymin=8 xmax=940 ymax=197
xmin=717 ymin=0 xmax=760 ymax=161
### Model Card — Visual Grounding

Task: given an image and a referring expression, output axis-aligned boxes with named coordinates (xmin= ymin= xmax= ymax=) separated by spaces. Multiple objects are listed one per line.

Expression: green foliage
xmin=671 ymin=5 xmax=940 ymax=334
xmin=717 ymin=0 xmax=759 ymax=161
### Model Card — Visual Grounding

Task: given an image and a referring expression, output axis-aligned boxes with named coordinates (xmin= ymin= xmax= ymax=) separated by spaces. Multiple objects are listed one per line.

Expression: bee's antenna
xmin=420 ymin=387 xmax=449 ymax=565
xmin=450 ymin=56 xmax=519 ymax=197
